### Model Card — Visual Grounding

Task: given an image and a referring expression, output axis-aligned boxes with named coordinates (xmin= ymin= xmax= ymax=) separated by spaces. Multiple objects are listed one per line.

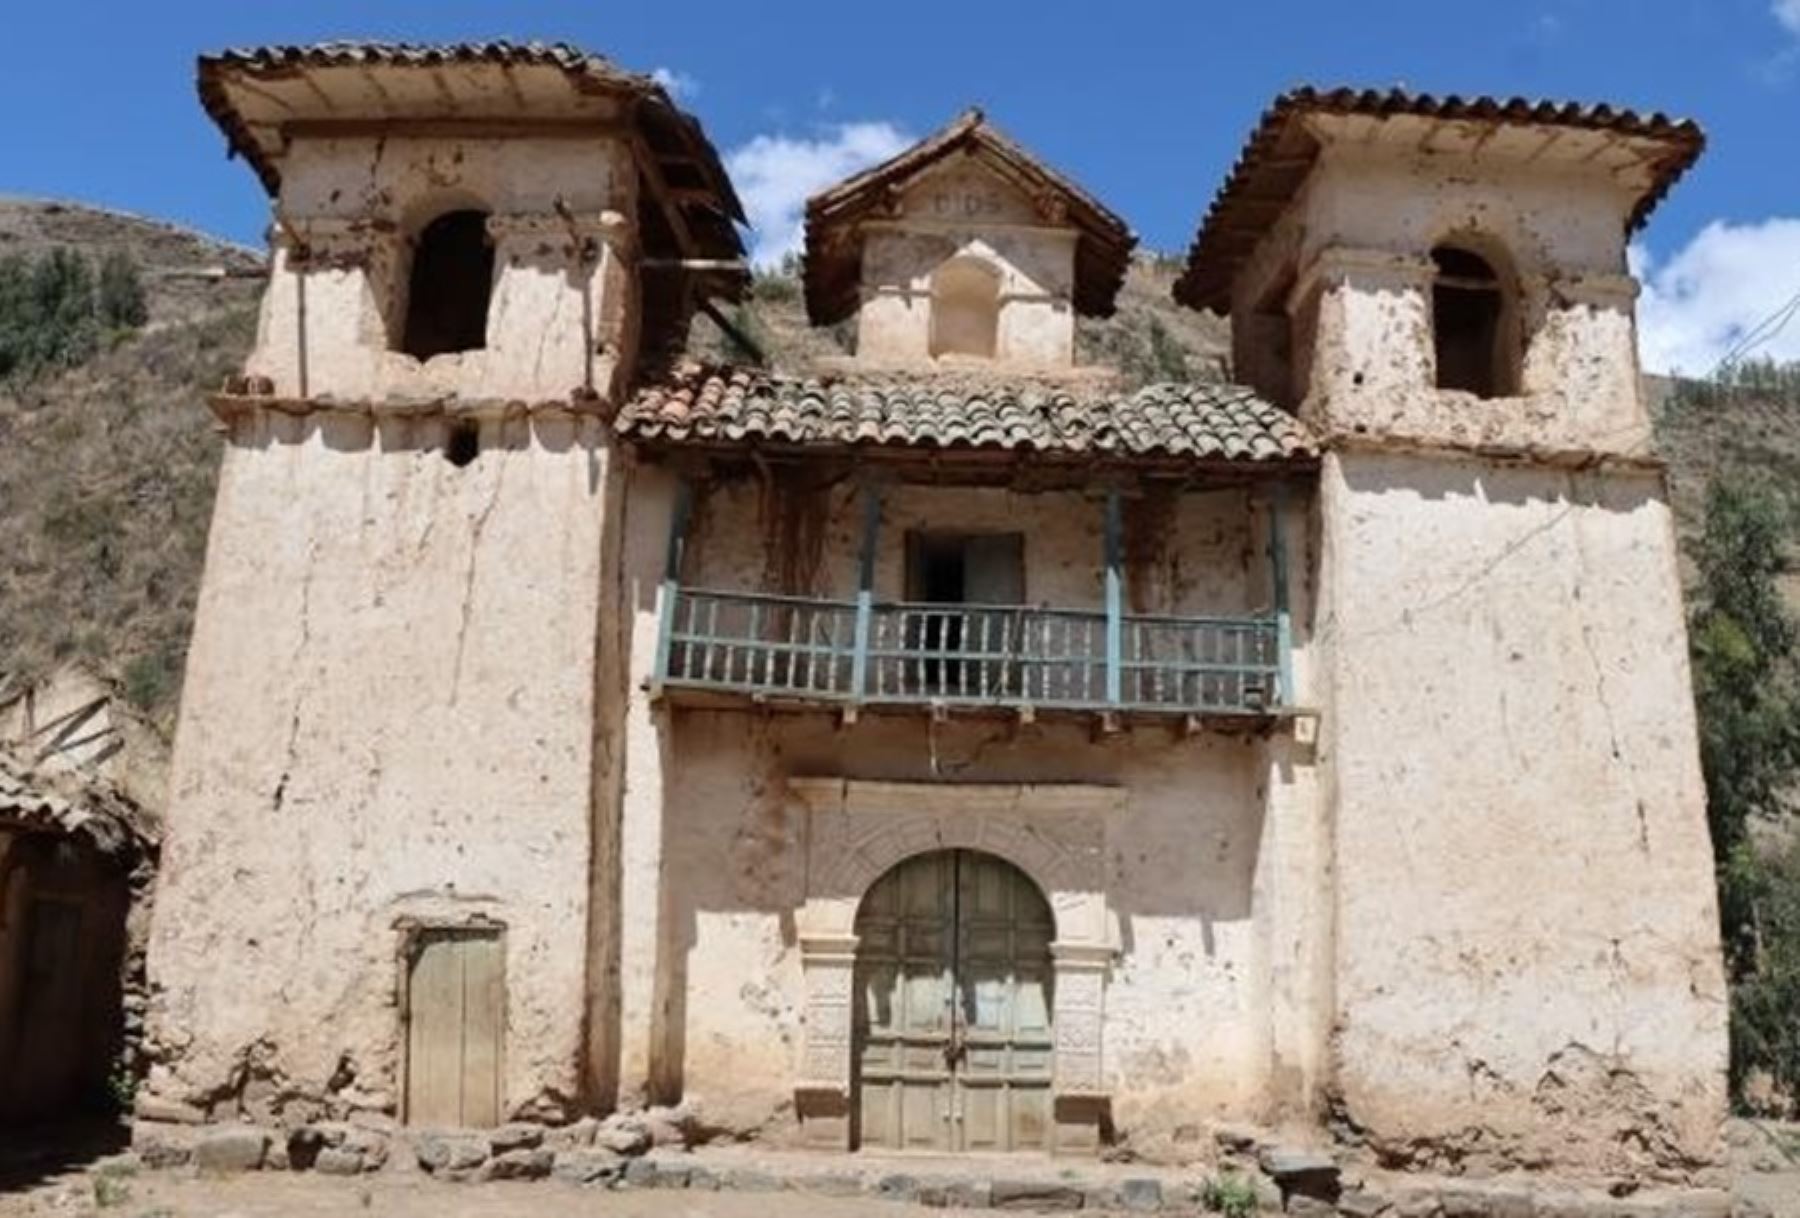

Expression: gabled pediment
xmin=803 ymin=108 xmax=1136 ymax=327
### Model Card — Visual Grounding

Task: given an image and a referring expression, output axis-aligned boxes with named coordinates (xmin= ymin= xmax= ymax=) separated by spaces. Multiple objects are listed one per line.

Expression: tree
xmin=1688 ymin=477 xmax=1800 ymax=1109
xmin=98 ymin=250 xmax=148 ymax=329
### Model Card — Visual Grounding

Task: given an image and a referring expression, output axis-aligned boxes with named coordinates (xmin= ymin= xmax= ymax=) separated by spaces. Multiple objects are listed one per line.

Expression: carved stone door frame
xmin=788 ymin=779 xmax=1119 ymax=1151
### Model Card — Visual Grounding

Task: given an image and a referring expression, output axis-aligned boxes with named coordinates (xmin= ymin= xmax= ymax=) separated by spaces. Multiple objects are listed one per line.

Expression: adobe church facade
xmin=142 ymin=42 xmax=1725 ymax=1193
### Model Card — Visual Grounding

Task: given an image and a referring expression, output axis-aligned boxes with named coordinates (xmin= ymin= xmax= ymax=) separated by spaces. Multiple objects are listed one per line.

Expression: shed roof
xmin=617 ymin=366 xmax=1314 ymax=465
xmin=0 ymin=749 xmax=157 ymax=856
xmin=1174 ymin=86 xmax=1705 ymax=312
xmin=195 ymin=40 xmax=745 ymax=267
xmin=803 ymin=109 xmax=1137 ymax=327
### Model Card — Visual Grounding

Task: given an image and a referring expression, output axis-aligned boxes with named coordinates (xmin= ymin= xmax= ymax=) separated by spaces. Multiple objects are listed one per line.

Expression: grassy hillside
xmin=1 ymin=197 xmax=1796 ymax=740
xmin=0 ymin=198 xmax=262 ymax=732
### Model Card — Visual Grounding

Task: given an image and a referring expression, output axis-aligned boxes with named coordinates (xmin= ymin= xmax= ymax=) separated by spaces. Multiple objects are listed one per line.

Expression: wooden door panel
xmin=405 ymin=929 xmax=502 ymax=1129
xmin=854 ymin=850 xmax=1055 ymax=1154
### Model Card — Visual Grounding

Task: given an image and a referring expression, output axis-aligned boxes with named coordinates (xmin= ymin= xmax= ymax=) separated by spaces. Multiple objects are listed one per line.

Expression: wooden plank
xmin=405 ymin=933 xmax=464 ymax=1127
xmin=460 ymin=932 xmax=503 ymax=1129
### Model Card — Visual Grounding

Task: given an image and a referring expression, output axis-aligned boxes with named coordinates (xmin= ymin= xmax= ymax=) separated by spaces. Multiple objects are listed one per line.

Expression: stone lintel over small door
xmin=788 ymin=778 xmax=1119 ymax=1149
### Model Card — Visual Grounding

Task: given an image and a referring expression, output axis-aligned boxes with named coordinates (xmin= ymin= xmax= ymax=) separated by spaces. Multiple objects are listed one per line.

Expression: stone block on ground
xmin=1337 ymin=1189 xmax=1394 ymax=1217
xmin=488 ymin=1122 xmax=545 ymax=1154
xmin=1118 ymin=1177 xmax=1163 ymax=1211
xmin=1438 ymin=1184 xmax=1532 ymax=1218
xmin=553 ymin=1147 xmax=624 ymax=1185
xmin=313 ymin=1147 xmax=366 ymax=1176
xmin=874 ymin=1173 xmax=920 ymax=1203
xmin=719 ymin=1165 xmax=783 ymax=1192
xmin=413 ymin=1131 xmax=489 ymax=1176
xmin=991 ymin=1178 xmax=1086 ymax=1211
xmin=544 ymin=1117 xmax=598 ymax=1152
xmin=623 ymin=1156 xmax=691 ymax=1189
xmin=595 ymin=1115 xmax=653 ymax=1156
xmin=193 ymin=1126 xmax=270 ymax=1173
xmin=481 ymin=1147 xmax=554 ymax=1181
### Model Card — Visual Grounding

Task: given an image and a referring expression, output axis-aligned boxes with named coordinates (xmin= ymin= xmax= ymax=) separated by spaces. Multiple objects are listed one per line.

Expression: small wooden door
xmin=10 ymin=899 xmax=87 ymax=1111
xmin=853 ymin=851 xmax=1054 ymax=1152
xmin=404 ymin=928 xmax=502 ymax=1128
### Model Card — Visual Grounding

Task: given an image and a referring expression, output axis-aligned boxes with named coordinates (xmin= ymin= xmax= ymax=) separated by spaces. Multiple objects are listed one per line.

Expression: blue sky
xmin=2 ymin=0 xmax=1798 ymax=373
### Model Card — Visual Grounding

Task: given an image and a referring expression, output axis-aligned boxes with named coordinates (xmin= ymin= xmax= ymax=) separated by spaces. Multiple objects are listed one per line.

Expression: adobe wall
xmin=244 ymin=135 xmax=638 ymax=404
xmin=1233 ymin=145 xmax=1648 ymax=460
xmin=1315 ymin=450 xmax=1727 ymax=1183
xmin=142 ymin=406 xmax=615 ymax=1125
xmin=856 ymin=160 xmax=1079 ymax=369
xmin=611 ymin=473 xmax=1329 ymax=1158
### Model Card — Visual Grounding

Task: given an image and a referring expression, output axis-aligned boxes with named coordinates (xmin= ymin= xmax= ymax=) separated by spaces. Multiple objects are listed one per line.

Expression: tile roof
xmin=804 ymin=109 xmax=1137 ymax=327
xmin=195 ymin=41 xmax=744 ymax=267
xmin=0 ymin=749 xmax=154 ymax=855
xmin=1175 ymin=86 xmax=1706 ymax=312
xmin=617 ymin=367 xmax=1316 ymax=463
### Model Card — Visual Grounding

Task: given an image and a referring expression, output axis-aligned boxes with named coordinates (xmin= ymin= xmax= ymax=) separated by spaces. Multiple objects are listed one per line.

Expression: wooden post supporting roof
xmin=849 ymin=484 xmax=882 ymax=713
xmin=651 ymin=477 xmax=693 ymax=697
xmin=1104 ymin=488 xmax=1124 ymax=709
xmin=1270 ymin=481 xmax=1294 ymax=708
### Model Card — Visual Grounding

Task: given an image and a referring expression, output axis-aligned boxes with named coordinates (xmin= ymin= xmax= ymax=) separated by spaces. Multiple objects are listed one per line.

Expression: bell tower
xmin=1179 ymin=89 xmax=1727 ymax=1181
xmin=142 ymin=43 xmax=743 ymax=1126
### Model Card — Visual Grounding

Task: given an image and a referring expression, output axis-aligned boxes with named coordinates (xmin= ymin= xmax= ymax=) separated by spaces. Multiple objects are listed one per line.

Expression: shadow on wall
xmin=224 ymin=410 xmax=603 ymax=461
xmin=1339 ymin=450 xmax=1663 ymax=512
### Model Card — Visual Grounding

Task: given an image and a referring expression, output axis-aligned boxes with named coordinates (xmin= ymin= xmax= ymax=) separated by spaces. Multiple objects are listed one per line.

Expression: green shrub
xmin=1202 ymin=1172 xmax=1258 ymax=1217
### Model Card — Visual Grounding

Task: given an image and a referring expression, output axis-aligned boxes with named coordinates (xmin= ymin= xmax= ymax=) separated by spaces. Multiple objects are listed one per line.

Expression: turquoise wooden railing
xmin=653 ymin=587 xmax=1286 ymax=715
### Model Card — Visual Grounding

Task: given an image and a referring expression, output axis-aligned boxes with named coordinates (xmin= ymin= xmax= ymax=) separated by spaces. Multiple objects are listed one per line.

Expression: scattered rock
xmin=991 ymin=1178 xmax=1085 ymax=1211
xmin=595 ymin=1115 xmax=653 ymax=1156
xmin=193 ymin=1126 xmax=269 ymax=1173
xmin=1289 ymin=1198 xmax=1336 ymax=1218
xmin=134 ymin=1095 xmax=206 ymax=1125
xmin=874 ymin=1174 xmax=920 ymax=1203
xmin=794 ymin=1171 xmax=864 ymax=1197
xmin=688 ymin=1164 xmax=719 ymax=1191
xmin=552 ymin=1147 xmax=624 ymax=1185
xmin=488 ymin=1123 xmax=544 ymax=1154
xmin=544 ymin=1117 xmax=598 ymax=1152
xmin=131 ymin=1121 xmax=197 ymax=1169
xmin=1439 ymin=1184 xmax=1532 ymax=1218
xmin=481 ymin=1147 xmax=553 ymax=1181
xmin=719 ymin=1166 xmax=783 ymax=1192
xmin=640 ymin=1105 xmax=696 ymax=1147
xmin=1214 ymin=1123 xmax=1262 ymax=1154
xmin=623 ymin=1156 xmax=690 ymax=1189
xmin=413 ymin=1131 xmax=488 ymax=1176
xmin=313 ymin=1147 xmax=365 ymax=1176
xmin=1118 ymin=1177 xmax=1163 ymax=1211
xmin=1260 ymin=1145 xmax=1342 ymax=1203
xmin=1338 ymin=1189 xmax=1394 ymax=1217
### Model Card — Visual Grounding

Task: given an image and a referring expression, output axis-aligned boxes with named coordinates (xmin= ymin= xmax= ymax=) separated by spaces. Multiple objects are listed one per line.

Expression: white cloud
xmin=726 ymin=122 xmax=913 ymax=267
xmin=1776 ymin=0 xmax=1800 ymax=35
xmin=650 ymin=67 xmax=699 ymax=100
xmin=1634 ymin=218 xmax=1800 ymax=375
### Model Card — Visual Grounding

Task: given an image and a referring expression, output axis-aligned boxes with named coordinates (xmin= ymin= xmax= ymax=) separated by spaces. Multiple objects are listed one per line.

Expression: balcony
xmin=653 ymin=588 xmax=1290 ymax=722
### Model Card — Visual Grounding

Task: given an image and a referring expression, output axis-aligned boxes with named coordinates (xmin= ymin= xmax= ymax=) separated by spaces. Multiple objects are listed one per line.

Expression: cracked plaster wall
xmin=144 ymin=406 xmax=615 ymax=1122
xmin=1315 ymin=450 xmax=1726 ymax=1182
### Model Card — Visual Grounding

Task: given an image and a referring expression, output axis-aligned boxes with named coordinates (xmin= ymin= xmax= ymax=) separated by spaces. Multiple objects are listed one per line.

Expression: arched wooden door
xmin=852 ymin=849 xmax=1054 ymax=1152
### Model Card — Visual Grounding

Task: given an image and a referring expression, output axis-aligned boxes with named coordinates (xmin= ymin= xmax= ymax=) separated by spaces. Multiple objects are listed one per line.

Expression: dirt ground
xmin=0 ymin=1121 xmax=1795 ymax=1217
xmin=0 ymin=1171 xmax=987 ymax=1218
